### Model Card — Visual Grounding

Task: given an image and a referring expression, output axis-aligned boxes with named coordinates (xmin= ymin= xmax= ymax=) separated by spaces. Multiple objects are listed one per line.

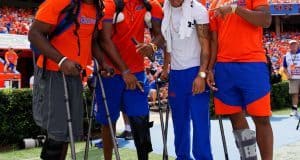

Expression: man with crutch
xmin=207 ymin=0 xmax=273 ymax=159
xmin=95 ymin=0 xmax=164 ymax=159
xmin=160 ymin=0 xmax=213 ymax=159
xmin=29 ymin=0 xmax=104 ymax=159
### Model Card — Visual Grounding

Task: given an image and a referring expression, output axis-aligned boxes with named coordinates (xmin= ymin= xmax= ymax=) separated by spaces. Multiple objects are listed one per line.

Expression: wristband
xmin=58 ymin=57 xmax=67 ymax=68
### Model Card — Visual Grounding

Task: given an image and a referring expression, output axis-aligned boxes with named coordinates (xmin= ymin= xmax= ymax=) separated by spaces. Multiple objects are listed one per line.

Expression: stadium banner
xmin=270 ymin=3 xmax=300 ymax=15
xmin=0 ymin=34 xmax=30 ymax=50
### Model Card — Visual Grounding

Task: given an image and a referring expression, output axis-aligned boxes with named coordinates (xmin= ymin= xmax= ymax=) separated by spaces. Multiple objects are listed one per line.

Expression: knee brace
xmin=40 ymin=138 xmax=68 ymax=160
xmin=233 ymin=129 xmax=257 ymax=160
xmin=129 ymin=115 xmax=153 ymax=160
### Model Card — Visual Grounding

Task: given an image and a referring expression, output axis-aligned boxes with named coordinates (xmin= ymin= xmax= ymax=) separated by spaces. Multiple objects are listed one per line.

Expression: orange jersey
xmin=100 ymin=0 xmax=163 ymax=74
xmin=5 ymin=51 xmax=18 ymax=64
xmin=209 ymin=0 xmax=268 ymax=62
xmin=35 ymin=0 xmax=97 ymax=71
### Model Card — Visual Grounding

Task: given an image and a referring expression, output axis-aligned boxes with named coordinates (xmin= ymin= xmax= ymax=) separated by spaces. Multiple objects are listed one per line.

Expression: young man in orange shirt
xmin=208 ymin=0 xmax=273 ymax=159
xmin=95 ymin=0 xmax=164 ymax=159
xmin=4 ymin=48 xmax=18 ymax=73
xmin=28 ymin=0 xmax=104 ymax=159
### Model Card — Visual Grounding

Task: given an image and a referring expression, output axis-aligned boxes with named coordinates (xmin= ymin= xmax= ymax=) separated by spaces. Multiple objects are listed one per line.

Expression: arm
xmin=98 ymin=22 xmax=128 ymax=73
xmin=28 ymin=20 xmax=81 ymax=76
xmin=150 ymin=20 xmax=165 ymax=49
xmin=213 ymin=4 xmax=271 ymax=28
xmin=283 ymin=67 xmax=290 ymax=79
xmin=28 ymin=20 xmax=64 ymax=64
xmin=282 ymin=56 xmax=290 ymax=79
xmin=196 ymin=24 xmax=210 ymax=72
xmin=192 ymin=23 xmax=210 ymax=94
xmin=4 ymin=52 xmax=9 ymax=63
xmin=208 ymin=31 xmax=218 ymax=71
xmin=160 ymin=47 xmax=170 ymax=81
xmin=92 ymin=32 xmax=114 ymax=76
xmin=98 ymin=22 xmax=143 ymax=91
xmin=136 ymin=20 xmax=165 ymax=58
xmin=206 ymin=31 xmax=218 ymax=91
xmin=92 ymin=31 xmax=105 ymax=66
xmin=235 ymin=5 xmax=271 ymax=28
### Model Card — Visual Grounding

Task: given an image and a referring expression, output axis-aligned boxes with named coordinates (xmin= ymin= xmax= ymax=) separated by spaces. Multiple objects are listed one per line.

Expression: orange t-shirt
xmin=100 ymin=0 xmax=163 ymax=74
xmin=5 ymin=51 xmax=18 ymax=64
xmin=209 ymin=0 xmax=268 ymax=62
xmin=35 ymin=0 xmax=97 ymax=71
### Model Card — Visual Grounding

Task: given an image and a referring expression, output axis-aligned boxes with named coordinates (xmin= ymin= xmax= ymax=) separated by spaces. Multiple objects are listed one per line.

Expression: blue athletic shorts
xmin=95 ymin=72 xmax=150 ymax=125
xmin=214 ymin=62 xmax=271 ymax=116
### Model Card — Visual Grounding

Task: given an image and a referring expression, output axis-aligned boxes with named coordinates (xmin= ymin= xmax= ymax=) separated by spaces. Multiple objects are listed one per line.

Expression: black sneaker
xmin=117 ymin=131 xmax=133 ymax=140
xmin=124 ymin=131 xmax=133 ymax=140
xmin=117 ymin=131 xmax=127 ymax=138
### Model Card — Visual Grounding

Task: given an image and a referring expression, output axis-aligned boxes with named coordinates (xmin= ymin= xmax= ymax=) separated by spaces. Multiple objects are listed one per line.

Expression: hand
xmin=160 ymin=68 xmax=169 ymax=81
xmin=211 ymin=5 xmax=232 ymax=19
xmin=192 ymin=76 xmax=206 ymax=95
xmin=100 ymin=62 xmax=115 ymax=77
xmin=288 ymin=74 xmax=292 ymax=80
xmin=136 ymin=43 xmax=154 ymax=58
xmin=122 ymin=73 xmax=144 ymax=92
xmin=60 ymin=59 xmax=81 ymax=76
xmin=206 ymin=70 xmax=218 ymax=91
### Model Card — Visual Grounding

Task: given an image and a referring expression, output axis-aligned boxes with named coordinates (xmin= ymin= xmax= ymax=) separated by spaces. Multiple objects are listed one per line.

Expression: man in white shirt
xmin=283 ymin=40 xmax=300 ymax=116
xmin=161 ymin=0 xmax=212 ymax=159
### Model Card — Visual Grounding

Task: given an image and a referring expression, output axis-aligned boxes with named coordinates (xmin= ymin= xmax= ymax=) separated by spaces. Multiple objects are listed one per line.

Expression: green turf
xmin=272 ymin=108 xmax=290 ymax=115
xmin=0 ymin=142 xmax=175 ymax=160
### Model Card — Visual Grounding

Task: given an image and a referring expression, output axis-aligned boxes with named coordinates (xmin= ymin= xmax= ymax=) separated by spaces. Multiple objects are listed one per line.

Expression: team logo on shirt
xmin=80 ymin=16 xmax=96 ymax=24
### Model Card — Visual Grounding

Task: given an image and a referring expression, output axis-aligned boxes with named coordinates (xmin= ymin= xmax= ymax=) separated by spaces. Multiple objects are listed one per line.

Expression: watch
xmin=198 ymin=71 xmax=206 ymax=78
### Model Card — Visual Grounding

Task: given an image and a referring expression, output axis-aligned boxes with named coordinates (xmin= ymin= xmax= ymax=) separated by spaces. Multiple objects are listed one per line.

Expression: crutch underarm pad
xmin=233 ymin=129 xmax=257 ymax=160
xmin=40 ymin=138 xmax=68 ymax=160
xmin=129 ymin=115 xmax=153 ymax=160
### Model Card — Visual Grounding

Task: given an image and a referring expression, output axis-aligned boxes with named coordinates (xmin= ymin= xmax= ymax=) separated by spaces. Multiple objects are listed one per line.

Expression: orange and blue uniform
xmin=35 ymin=0 xmax=97 ymax=71
xmin=209 ymin=0 xmax=271 ymax=116
xmin=95 ymin=0 xmax=163 ymax=124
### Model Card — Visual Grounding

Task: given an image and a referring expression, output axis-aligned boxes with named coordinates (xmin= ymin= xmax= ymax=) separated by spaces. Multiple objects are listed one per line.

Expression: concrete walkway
xmin=115 ymin=112 xmax=300 ymax=160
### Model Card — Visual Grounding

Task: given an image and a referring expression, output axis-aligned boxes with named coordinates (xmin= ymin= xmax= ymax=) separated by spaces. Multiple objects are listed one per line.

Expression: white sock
xmin=125 ymin=124 xmax=131 ymax=132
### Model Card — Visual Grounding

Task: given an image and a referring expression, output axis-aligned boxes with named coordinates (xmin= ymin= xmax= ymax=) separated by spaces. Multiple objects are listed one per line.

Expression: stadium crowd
xmin=0 ymin=7 xmax=34 ymax=35
xmin=264 ymin=31 xmax=300 ymax=72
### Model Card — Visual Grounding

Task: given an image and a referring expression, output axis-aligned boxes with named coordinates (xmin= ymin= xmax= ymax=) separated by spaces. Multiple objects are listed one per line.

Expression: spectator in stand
xmin=0 ymin=7 xmax=33 ymax=35
xmin=4 ymin=48 xmax=18 ymax=73
xmin=283 ymin=40 xmax=300 ymax=117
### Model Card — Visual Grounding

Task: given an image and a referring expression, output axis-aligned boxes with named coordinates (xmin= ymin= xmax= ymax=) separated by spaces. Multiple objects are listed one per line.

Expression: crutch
xmin=156 ymin=77 xmax=169 ymax=160
xmin=94 ymin=59 xmax=121 ymax=160
xmin=62 ymin=73 xmax=76 ymax=160
xmin=84 ymin=74 xmax=97 ymax=160
xmin=297 ymin=119 xmax=300 ymax=130
xmin=218 ymin=115 xmax=229 ymax=160
xmin=163 ymin=102 xmax=170 ymax=160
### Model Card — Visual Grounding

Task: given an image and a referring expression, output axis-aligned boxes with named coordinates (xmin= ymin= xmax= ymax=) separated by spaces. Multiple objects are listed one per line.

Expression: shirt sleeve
xmin=102 ymin=0 xmax=115 ymax=22
xmin=150 ymin=0 xmax=163 ymax=22
xmin=283 ymin=56 xmax=288 ymax=68
xmin=192 ymin=1 xmax=209 ymax=25
xmin=252 ymin=0 xmax=268 ymax=9
xmin=35 ymin=0 xmax=70 ymax=25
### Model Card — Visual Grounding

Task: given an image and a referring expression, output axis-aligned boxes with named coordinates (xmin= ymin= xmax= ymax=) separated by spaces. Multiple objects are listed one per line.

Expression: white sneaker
xmin=290 ymin=110 xmax=299 ymax=117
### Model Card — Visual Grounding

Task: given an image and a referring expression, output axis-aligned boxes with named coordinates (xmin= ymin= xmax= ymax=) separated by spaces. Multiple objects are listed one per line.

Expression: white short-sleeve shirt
xmin=170 ymin=1 xmax=209 ymax=70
